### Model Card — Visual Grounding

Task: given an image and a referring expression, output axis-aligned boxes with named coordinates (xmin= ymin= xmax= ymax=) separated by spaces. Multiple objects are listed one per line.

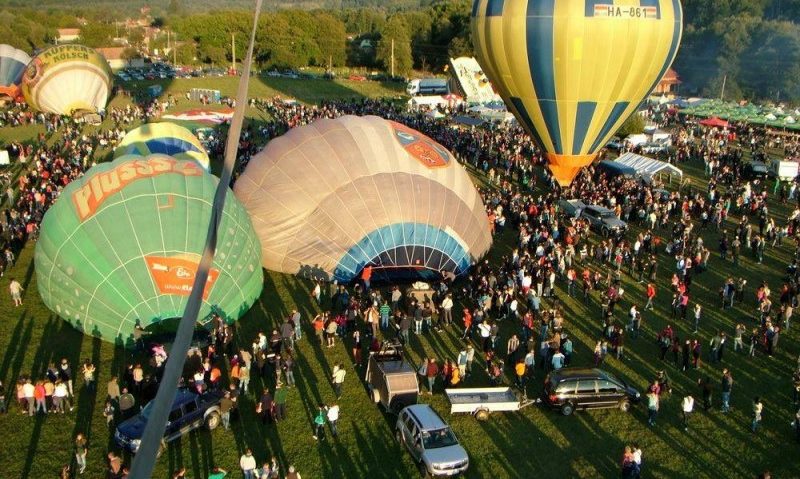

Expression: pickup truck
xmin=114 ymin=389 xmax=224 ymax=455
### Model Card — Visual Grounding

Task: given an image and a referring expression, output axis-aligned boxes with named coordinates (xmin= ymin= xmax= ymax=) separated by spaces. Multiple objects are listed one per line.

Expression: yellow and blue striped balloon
xmin=472 ymin=0 xmax=682 ymax=185
xmin=115 ymin=122 xmax=210 ymax=171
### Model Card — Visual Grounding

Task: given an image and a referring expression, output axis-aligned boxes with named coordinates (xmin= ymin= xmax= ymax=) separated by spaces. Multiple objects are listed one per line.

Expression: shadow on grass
xmin=0 ymin=309 xmax=31 ymax=386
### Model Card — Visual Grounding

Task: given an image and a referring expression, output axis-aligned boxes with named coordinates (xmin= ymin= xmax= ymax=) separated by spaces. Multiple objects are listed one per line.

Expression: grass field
xmin=124 ymin=76 xmax=407 ymax=105
xmin=0 ymin=83 xmax=798 ymax=478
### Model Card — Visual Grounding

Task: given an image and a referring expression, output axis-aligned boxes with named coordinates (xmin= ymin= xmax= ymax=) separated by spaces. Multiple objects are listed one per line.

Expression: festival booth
xmin=614 ymin=152 xmax=683 ymax=185
xmin=598 ymin=159 xmax=637 ymax=179
xmin=699 ymin=117 xmax=729 ymax=128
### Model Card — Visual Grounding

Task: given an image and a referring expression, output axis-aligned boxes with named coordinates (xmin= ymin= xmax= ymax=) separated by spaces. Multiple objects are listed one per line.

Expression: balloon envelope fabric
xmin=115 ymin=122 xmax=211 ymax=171
xmin=35 ymin=155 xmax=263 ymax=346
xmin=0 ymin=44 xmax=31 ymax=99
xmin=471 ymin=0 xmax=683 ymax=185
xmin=22 ymin=44 xmax=112 ymax=115
xmin=234 ymin=115 xmax=493 ymax=283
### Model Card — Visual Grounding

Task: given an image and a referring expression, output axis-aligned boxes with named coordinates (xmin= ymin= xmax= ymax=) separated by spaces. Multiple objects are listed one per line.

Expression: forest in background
xmin=1 ymin=0 xmax=800 ymax=103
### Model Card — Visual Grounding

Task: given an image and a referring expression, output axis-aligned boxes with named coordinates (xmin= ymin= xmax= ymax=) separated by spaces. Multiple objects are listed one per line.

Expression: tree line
xmin=1 ymin=0 xmax=800 ymax=102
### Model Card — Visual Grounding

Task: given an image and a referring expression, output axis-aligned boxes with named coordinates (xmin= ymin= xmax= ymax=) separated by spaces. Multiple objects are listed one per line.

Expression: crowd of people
xmin=1 ymin=88 xmax=800 ymax=478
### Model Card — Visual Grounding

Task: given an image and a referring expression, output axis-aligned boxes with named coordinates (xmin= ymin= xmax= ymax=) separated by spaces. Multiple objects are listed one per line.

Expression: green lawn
xmin=124 ymin=76 xmax=407 ymax=105
xmin=0 ymin=90 xmax=798 ymax=478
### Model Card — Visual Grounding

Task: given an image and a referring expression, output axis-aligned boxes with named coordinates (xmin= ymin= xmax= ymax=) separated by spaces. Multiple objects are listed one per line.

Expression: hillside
xmin=0 ymin=0 xmax=430 ymax=14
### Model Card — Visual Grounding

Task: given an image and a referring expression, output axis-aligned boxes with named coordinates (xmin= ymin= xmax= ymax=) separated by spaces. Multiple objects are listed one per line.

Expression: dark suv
xmin=580 ymin=205 xmax=627 ymax=237
xmin=115 ymin=389 xmax=224 ymax=454
xmin=543 ymin=368 xmax=640 ymax=416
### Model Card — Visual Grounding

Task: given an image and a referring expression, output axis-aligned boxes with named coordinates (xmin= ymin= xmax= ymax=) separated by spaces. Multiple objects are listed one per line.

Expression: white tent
xmin=615 ymin=152 xmax=683 ymax=183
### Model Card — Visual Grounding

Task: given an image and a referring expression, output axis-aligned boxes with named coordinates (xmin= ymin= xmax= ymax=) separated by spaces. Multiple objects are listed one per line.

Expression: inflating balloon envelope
xmin=472 ymin=0 xmax=683 ymax=185
xmin=22 ymin=44 xmax=112 ymax=116
xmin=0 ymin=44 xmax=30 ymax=100
xmin=115 ymin=122 xmax=211 ymax=171
xmin=234 ymin=115 xmax=493 ymax=283
xmin=34 ymin=155 xmax=263 ymax=346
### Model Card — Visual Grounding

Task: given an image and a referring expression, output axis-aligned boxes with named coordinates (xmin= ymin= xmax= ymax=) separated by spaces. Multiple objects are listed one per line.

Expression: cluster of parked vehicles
xmin=114 ymin=337 xmax=640 ymax=476
xmin=115 ymin=63 xmax=183 ymax=82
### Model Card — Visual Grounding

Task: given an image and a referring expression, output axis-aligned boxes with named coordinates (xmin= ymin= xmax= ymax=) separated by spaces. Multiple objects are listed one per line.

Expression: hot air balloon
xmin=115 ymin=122 xmax=211 ymax=171
xmin=22 ymin=44 xmax=112 ymax=116
xmin=0 ymin=44 xmax=31 ymax=100
xmin=234 ymin=115 xmax=492 ymax=283
xmin=34 ymin=155 xmax=263 ymax=345
xmin=472 ymin=0 xmax=683 ymax=185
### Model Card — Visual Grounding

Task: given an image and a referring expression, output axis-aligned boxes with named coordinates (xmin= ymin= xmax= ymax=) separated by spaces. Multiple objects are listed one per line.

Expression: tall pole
xmin=720 ymin=74 xmax=727 ymax=101
xmin=173 ymin=32 xmax=177 ymax=65
xmin=391 ymin=38 xmax=395 ymax=78
xmin=232 ymin=33 xmax=236 ymax=73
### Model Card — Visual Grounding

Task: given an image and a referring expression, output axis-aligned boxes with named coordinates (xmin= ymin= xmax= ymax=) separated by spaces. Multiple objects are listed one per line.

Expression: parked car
xmin=396 ymin=404 xmax=469 ymax=477
xmin=743 ymin=160 xmax=769 ymax=180
xmin=580 ymin=204 xmax=627 ymax=237
xmin=366 ymin=339 xmax=418 ymax=413
xmin=640 ymin=142 xmax=669 ymax=154
xmin=114 ymin=389 xmax=224 ymax=455
xmin=543 ymin=368 xmax=640 ymax=416
xmin=557 ymin=199 xmax=587 ymax=219
xmin=605 ymin=137 xmax=624 ymax=151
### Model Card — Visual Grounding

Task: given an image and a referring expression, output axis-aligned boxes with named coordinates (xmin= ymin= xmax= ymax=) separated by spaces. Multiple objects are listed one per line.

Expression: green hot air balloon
xmin=34 ymin=154 xmax=263 ymax=346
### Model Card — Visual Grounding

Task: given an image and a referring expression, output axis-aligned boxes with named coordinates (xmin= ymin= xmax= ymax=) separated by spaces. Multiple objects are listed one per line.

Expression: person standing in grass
xmin=751 ymin=397 xmax=763 ymax=433
xmin=103 ymin=400 xmax=115 ymax=428
xmin=721 ymin=369 xmax=733 ymax=413
xmin=81 ymin=359 xmax=95 ymax=392
xmin=313 ymin=404 xmax=326 ymax=441
xmin=326 ymin=402 xmax=340 ymax=438
xmin=219 ymin=391 xmax=233 ymax=430
xmin=681 ymin=394 xmax=694 ymax=431
xmin=313 ymin=314 xmax=325 ymax=346
xmin=425 ymin=358 xmax=439 ymax=394
xmin=693 ymin=304 xmax=702 ymax=334
xmin=286 ymin=465 xmax=302 ymax=479
xmin=794 ymin=408 xmax=800 ymax=443
xmin=8 ymin=277 xmax=23 ymax=306
xmin=274 ymin=384 xmax=288 ymax=421
xmin=465 ymin=345 xmax=475 ymax=376
xmin=240 ymin=449 xmax=257 ymax=479
xmin=331 ymin=363 xmax=346 ymax=399
xmin=647 ymin=391 xmax=659 ymax=427
xmin=74 ymin=433 xmax=87 ymax=475
xmin=207 ymin=466 xmax=228 ymax=479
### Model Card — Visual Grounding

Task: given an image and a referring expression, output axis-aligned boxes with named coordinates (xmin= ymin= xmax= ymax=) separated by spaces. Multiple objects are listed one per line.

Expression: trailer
xmin=366 ymin=339 xmax=419 ymax=414
xmin=445 ymin=387 xmax=537 ymax=421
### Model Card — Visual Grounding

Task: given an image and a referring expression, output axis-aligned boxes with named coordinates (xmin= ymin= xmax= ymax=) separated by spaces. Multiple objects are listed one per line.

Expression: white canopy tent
xmin=615 ymin=152 xmax=683 ymax=184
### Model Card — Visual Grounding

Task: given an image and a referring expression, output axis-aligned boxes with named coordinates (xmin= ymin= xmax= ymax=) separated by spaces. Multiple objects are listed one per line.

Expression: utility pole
xmin=328 ymin=55 xmax=332 ymax=72
xmin=173 ymin=32 xmax=177 ymax=66
xmin=720 ymin=74 xmax=727 ymax=101
xmin=231 ymin=33 xmax=236 ymax=73
xmin=391 ymin=38 xmax=395 ymax=78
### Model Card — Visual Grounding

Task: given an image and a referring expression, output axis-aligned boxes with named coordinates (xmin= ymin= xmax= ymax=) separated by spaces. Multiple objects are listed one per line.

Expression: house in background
xmin=97 ymin=46 xmax=143 ymax=70
xmin=654 ymin=68 xmax=681 ymax=95
xmin=56 ymin=28 xmax=80 ymax=44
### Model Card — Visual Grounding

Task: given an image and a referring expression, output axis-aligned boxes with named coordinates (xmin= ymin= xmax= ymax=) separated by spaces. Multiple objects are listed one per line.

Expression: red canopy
xmin=699 ymin=117 xmax=729 ymax=128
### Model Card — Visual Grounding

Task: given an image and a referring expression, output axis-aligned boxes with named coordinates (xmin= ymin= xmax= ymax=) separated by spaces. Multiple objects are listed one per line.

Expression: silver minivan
xmin=396 ymin=404 xmax=469 ymax=477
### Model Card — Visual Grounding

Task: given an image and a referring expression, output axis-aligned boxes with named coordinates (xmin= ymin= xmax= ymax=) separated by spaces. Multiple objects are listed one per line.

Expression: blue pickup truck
xmin=114 ymin=389 xmax=224 ymax=454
